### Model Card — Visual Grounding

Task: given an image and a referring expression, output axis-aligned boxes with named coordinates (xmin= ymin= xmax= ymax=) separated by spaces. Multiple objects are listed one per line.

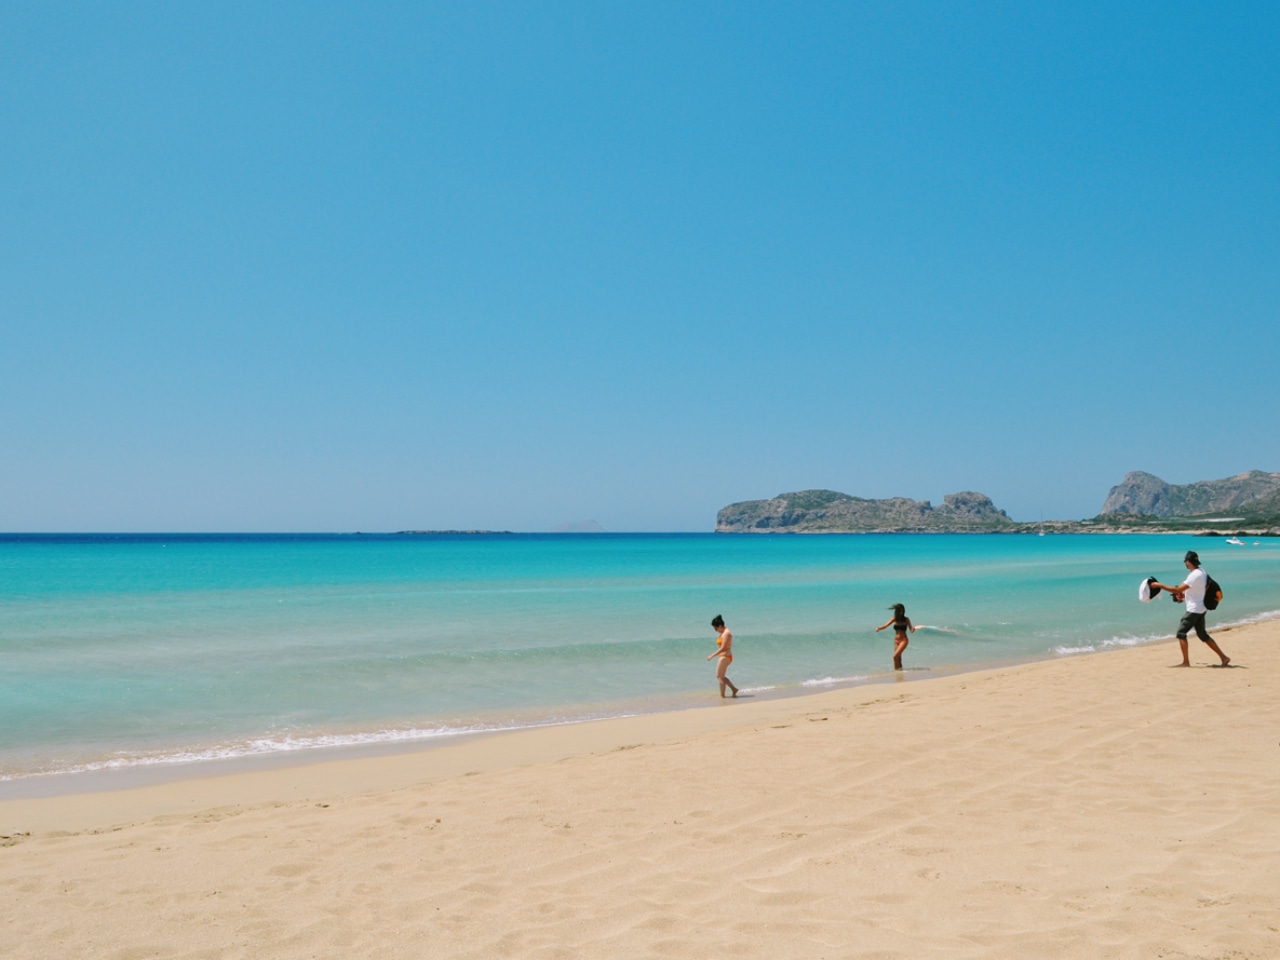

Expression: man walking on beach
xmin=1151 ymin=551 xmax=1230 ymax=668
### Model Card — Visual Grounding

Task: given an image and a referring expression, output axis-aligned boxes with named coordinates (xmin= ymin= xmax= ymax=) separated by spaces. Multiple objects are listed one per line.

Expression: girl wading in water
xmin=876 ymin=603 xmax=915 ymax=671
xmin=707 ymin=615 xmax=739 ymax=698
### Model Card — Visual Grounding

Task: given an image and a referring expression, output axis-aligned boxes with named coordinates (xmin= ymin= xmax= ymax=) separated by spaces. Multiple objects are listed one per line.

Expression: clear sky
xmin=3 ymin=2 xmax=1277 ymax=532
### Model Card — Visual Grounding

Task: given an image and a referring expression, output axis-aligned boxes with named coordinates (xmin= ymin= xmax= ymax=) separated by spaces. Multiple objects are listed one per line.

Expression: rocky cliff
xmin=715 ymin=489 xmax=1015 ymax=533
xmin=1100 ymin=470 xmax=1280 ymax=517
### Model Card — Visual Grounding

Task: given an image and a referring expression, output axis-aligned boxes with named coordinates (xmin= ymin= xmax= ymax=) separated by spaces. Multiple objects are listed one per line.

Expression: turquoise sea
xmin=2 ymin=533 xmax=1277 ymax=787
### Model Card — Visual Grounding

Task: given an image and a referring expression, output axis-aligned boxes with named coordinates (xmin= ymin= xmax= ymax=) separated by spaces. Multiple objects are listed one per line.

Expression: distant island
xmin=716 ymin=490 xmax=1017 ymax=533
xmin=395 ymin=530 xmax=515 ymax=535
xmin=715 ymin=470 xmax=1280 ymax=535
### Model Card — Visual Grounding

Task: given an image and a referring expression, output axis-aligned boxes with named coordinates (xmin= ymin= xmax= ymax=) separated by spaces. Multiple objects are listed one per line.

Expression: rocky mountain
xmin=713 ymin=470 xmax=1280 ymax=536
xmin=715 ymin=490 xmax=1015 ymax=533
xmin=1238 ymin=486 xmax=1280 ymax=521
xmin=1100 ymin=470 xmax=1280 ymax=518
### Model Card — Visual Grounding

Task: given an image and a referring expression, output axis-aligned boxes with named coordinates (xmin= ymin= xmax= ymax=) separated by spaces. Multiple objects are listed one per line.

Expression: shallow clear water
xmin=2 ymin=532 xmax=1276 ymax=780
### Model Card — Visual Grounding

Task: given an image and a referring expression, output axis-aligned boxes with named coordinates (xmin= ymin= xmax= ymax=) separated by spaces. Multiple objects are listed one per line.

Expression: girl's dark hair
xmin=711 ymin=615 xmax=725 ymax=628
xmin=889 ymin=603 xmax=906 ymax=618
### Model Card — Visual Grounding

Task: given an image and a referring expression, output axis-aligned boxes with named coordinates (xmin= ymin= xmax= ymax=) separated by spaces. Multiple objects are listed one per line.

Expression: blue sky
xmin=3 ymin=2 xmax=1277 ymax=531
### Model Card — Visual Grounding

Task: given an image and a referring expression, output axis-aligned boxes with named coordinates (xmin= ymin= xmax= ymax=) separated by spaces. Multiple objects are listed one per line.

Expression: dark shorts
xmin=1177 ymin=612 xmax=1213 ymax=643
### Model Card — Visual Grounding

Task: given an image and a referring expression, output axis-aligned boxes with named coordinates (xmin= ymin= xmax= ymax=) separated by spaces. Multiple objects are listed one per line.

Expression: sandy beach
xmin=3 ymin=620 xmax=1278 ymax=960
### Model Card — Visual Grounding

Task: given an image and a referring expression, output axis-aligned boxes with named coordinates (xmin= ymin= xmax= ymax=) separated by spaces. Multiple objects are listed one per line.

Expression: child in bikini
xmin=707 ymin=614 xmax=739 ymax=698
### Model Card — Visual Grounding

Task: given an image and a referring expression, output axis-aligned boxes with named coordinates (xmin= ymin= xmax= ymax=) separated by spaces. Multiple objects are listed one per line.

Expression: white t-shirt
xmin=1183 ymin=566 xmax=1207 ymax=614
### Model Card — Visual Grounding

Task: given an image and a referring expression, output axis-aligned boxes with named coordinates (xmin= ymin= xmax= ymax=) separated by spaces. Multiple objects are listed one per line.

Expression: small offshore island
xmin=394 ymin=530 xmax=515 ymax=536
xmin=715 ymin=470 xmax=1280 ymax=535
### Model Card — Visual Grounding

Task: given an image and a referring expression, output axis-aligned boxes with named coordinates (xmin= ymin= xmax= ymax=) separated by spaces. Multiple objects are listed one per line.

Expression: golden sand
xmin=3 ymin=621 xmax=1278 ymax=959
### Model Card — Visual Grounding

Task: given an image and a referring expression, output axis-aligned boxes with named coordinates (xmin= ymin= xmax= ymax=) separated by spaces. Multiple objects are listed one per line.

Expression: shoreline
xmin=3 ymin=619 xmax=1277 ymax=958
xmin=4 ymin=608 xmax=1277 ymax=808
xmin=0 ymin=615 xmax=1264 ymax=830
xmin=0 ymin=636 xmax=1182 ymax=803
xmin=7 ymin=532 xmax=1277 ymax=803
xmin=0 ymin=655 xmax=1021 ymax=831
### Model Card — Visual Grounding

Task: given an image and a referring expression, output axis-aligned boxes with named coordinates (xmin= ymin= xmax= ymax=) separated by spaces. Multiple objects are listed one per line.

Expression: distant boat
xmin=1225 ymin=537 xmax=1246 ymax=545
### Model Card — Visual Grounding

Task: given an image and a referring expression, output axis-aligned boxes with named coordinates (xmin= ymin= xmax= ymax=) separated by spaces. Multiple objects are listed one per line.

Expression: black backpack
xmin=1204 ymin=574 xmax=1222 ymax=611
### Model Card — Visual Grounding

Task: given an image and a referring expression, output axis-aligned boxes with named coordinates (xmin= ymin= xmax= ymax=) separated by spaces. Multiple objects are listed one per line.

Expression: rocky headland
xmin=715 ymin=470 xmax=1280 ymax=535
xmin=1092 ymin=470 xmax=1280 ymax=536
xmin=1100 ymin=470 xmax=1280 ymax=517
xmin=715 ymin=490 xmax=1016 ymax=533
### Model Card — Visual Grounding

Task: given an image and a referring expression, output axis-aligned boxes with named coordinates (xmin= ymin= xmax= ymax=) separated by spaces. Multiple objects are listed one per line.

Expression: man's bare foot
xmin=1175 ymin=662 xmax=1191 ymax=667
xmin=1217 ymin=657 xmax=1232 ymax=667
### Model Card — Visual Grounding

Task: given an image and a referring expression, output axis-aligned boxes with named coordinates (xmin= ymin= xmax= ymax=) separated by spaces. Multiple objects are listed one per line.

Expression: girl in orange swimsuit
xmin=875 ymin=603 xmax=915 ymax=671
xmin=706 ymin=614 xmax=739 ymax=698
